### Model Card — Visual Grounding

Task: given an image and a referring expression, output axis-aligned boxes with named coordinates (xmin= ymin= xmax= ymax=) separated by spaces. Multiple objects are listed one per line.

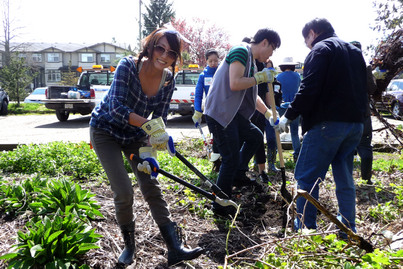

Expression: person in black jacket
xmin=350 ymin=41 xmax=377 ymax=185
xmin=277 ymin=18 xmax=367 ymax=236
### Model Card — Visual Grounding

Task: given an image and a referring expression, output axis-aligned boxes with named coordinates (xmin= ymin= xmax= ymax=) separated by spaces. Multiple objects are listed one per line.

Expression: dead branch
xmin=295 ymin=190 xmax=374 ymax=253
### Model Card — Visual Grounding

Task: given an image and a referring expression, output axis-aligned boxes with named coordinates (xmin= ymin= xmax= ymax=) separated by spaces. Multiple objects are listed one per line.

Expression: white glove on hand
xmin=192 ymin=110 xmax=203 ymax=127
xmin=141 ymin=117 xmax=169 ymax=150
xmin=269 ymin=116 xmax=280 ymax=127
xmin=137 ymin=146 xmax=159 ymax=179
xmin=278 ymin=115 xmax=292 ymax=133
xmin=254 ymin=68 xmax=276 ymax=84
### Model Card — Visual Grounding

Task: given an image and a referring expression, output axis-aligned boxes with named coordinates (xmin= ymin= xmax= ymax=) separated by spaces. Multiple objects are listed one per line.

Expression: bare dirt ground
xmin=1 ymin=140 xmax=402 ymax=269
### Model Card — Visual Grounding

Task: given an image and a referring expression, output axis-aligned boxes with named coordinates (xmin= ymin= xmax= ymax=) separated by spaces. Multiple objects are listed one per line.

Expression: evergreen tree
xmin=0 ymin=53 xmax=37 ymax=105
xmin=142 ymin=0 xmax=175 ymax=37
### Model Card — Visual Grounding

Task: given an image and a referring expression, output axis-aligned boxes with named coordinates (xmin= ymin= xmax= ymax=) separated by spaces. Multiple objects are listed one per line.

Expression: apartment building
xmin=0 ymin=42 xmax=129 ymax=89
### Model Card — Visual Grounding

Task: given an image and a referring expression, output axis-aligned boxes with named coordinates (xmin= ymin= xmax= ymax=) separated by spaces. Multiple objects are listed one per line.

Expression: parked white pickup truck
xmin=169 ymin=67 xmax=202 ymax=116
xmin=44 ymin=65 xmax=114 ymax=121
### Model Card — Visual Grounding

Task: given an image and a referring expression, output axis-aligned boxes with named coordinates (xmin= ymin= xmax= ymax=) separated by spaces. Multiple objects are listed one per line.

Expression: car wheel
xmin=56 ymin=110 xmax=69 ymax=121
xmin=392 ymin=102 xmax=401 ymax=119
xmin=0 ymin=100 xmax=8 ymax=115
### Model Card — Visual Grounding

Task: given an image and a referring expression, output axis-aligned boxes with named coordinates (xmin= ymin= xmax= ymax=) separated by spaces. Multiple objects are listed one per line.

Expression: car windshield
xmin=88 ymin=73 xmax=114 ymax=85
xmin=32 ymin=88 xmax=46 ymax=95
xmin=175 ymin=72 xmax=200 ymax=85
xmin=387 ymin=80 xmax=403 ymax=91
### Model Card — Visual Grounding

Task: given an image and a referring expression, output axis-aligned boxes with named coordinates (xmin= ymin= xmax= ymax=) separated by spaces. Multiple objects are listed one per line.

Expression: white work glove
xmin=192 ymin=110 xmax=203 ymax=127
xmin=264 ymin=109 xmax=280 ymax=127
xmin=141 ymin=117 xmax=175 ymax=155
xmin=137 ymin=146 xmax=159 ymax=179
xmin=254 ymin=68 xmax=276 ymax=85
xmin=277 ymin=115 xmax=292 ymax=133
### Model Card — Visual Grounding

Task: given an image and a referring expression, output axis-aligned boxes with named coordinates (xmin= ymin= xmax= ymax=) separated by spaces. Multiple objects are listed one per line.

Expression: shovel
xmin=267 ymin=83 xmax=293 ymax=203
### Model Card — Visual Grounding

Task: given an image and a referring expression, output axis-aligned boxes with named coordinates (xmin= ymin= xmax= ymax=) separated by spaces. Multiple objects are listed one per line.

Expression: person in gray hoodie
xmin=204 ymin=28 xmax=281 ymax=217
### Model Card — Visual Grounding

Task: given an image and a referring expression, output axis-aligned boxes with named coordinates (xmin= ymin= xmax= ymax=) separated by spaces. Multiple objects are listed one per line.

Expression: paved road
xmin=0 ymin=114 xmax=206 ymax=148
xmin=0 ymin=114 xmax=401 ymax=150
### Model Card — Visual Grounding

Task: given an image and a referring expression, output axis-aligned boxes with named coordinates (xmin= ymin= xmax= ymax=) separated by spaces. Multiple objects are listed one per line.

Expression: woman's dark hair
xmin=279 ymin=65 xmax=296 ymax=72
xmin=250 ymin=28 xmax=281 ymax=49
xmin=302 ymin=18 xmax=335 ymax=38
xmin=137 ymin=28 xmax=183 ymax=83
xmin=266 ymin=59 xmax=274 ymax=68
xmin=205 ymin=48 xmax=219 ymax=60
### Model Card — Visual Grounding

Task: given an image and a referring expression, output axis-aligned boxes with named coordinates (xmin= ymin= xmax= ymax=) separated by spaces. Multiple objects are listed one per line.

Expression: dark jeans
xmin=206 ymin=113 xmax=262 ymax=197
xmin=251 ymin=111 xmax=266 ymax=164
xmin=356 ymin=116 xmax=373 ymax=181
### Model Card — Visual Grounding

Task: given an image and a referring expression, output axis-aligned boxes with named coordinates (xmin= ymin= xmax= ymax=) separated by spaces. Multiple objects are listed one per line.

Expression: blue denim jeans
xmin=278 ymin=107 xmax=301 ymax=159
xmin=206 ymin=113 xmax=262 ymax=198
xmin=294 ymin=121 xmax=363 ymax=233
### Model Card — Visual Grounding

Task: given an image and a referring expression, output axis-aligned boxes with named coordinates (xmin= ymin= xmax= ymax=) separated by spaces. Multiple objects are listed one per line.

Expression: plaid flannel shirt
xmin=90 ymin=56 xmax=174 ymax=144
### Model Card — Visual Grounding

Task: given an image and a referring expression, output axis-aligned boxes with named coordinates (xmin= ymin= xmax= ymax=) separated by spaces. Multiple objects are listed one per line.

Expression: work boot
xmin=159 ymin=222 xmax=204 ymax=266
xmin=118 ymin=221 xmax=136 ymax=265
xmin=258 ymin=171 xmax=270 ymax=183
xmin=267 ymin=148 xmax=280 ymax=173
xmin=233 ymin=172 xmax=256 ymax=187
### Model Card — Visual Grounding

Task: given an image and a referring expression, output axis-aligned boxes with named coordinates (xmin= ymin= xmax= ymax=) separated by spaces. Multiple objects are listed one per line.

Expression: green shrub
xmin=0 ymin=142 xmax=103 ymax=178
xmin=0 ymin=210 xmax=101 ymax=269
xmin=0 ymin=176 xmax=47 ymax=217
xmin=29 ymin=178 xmax=103 ymax=220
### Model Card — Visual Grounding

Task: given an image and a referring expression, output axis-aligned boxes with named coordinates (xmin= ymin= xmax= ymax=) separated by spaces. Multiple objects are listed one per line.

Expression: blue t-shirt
xmin=276 ymin=71 xmax=301 ymax=102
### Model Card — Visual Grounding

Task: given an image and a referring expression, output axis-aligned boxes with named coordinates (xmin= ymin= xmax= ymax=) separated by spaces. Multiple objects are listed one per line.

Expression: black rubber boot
xmin=267 ymin=148 xmax=280 ymax=172
xmin=159 ymin=222 xmax=204 ymax=266
xmin=118 ymin=221 xmax=135 ymax=265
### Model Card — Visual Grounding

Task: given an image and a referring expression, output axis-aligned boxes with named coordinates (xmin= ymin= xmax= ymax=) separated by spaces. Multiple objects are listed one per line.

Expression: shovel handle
xmin=268 ymin=83 xmax=285 ymax=168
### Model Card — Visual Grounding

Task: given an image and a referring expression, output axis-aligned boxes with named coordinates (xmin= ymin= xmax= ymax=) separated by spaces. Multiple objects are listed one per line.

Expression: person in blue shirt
xmin=192 ymin=49 xmax=221 ymax=171
xmin=89 ymin=28 xmax=203 ymax=266
xmin=276 ymin=57 xmax=302 ymax=162
xmin=193 ymin=49 xmax=219 ymax=117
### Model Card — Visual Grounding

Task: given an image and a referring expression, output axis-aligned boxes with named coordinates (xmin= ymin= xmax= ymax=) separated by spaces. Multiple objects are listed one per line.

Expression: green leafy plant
xmin=247 ymin=233 xmax=403 ymax=269
xmin=29 ymin=178 xmax=103 ymax=220
xmin=0 ymin=142 xmax=103 ymax=178
xmin=0 ymin=176 xmax=47 ymax=217
xmin=0 ymin=210 xmax=101 ymax=269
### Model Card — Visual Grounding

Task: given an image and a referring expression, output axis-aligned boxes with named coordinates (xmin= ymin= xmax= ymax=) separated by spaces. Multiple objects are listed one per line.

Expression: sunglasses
xmin=154 ymin=45 xmax=178 ymax=60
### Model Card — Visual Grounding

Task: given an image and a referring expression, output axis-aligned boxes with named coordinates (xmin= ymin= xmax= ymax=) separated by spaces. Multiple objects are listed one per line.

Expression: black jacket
xmin=285 ymin=33 xmax=368 ymax=134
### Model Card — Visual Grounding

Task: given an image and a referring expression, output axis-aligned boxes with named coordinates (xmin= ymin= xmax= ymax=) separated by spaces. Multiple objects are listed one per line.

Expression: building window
xmin=32 ymin=53 xmax=42 ymax=62
xmin=47 ymin=53 xmax=60 ymax=62
xmin=100 ymin=54 xmax=111 ymax=63
xmin=81 ymin=53 xmax=94 ymax=63
xmin=18 ymin=53 xmax=27 ymax=60
xmin=47 ymin=70 xmax=61 ymax=82
xmin=116 ymin=53 xmax=124 ymax=60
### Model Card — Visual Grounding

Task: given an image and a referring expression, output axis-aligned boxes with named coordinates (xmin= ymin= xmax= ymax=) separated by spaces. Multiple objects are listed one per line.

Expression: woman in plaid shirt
xmin=90 ymin=29 xmax=203 ymax=266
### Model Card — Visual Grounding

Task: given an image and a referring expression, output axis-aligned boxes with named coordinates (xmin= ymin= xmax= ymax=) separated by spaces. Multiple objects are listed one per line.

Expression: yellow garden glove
xmin=141 ymin=117 xmax=169 ymax=150
xmin=192 ymin=110 xmax=203 ymax=127
xmin=254 ymin=68 xmax=276 ymax=84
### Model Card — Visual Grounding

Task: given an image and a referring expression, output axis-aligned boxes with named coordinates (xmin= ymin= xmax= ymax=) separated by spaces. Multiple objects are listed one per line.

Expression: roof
xmin=0 ymin=42 xmax=128 ymax=53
